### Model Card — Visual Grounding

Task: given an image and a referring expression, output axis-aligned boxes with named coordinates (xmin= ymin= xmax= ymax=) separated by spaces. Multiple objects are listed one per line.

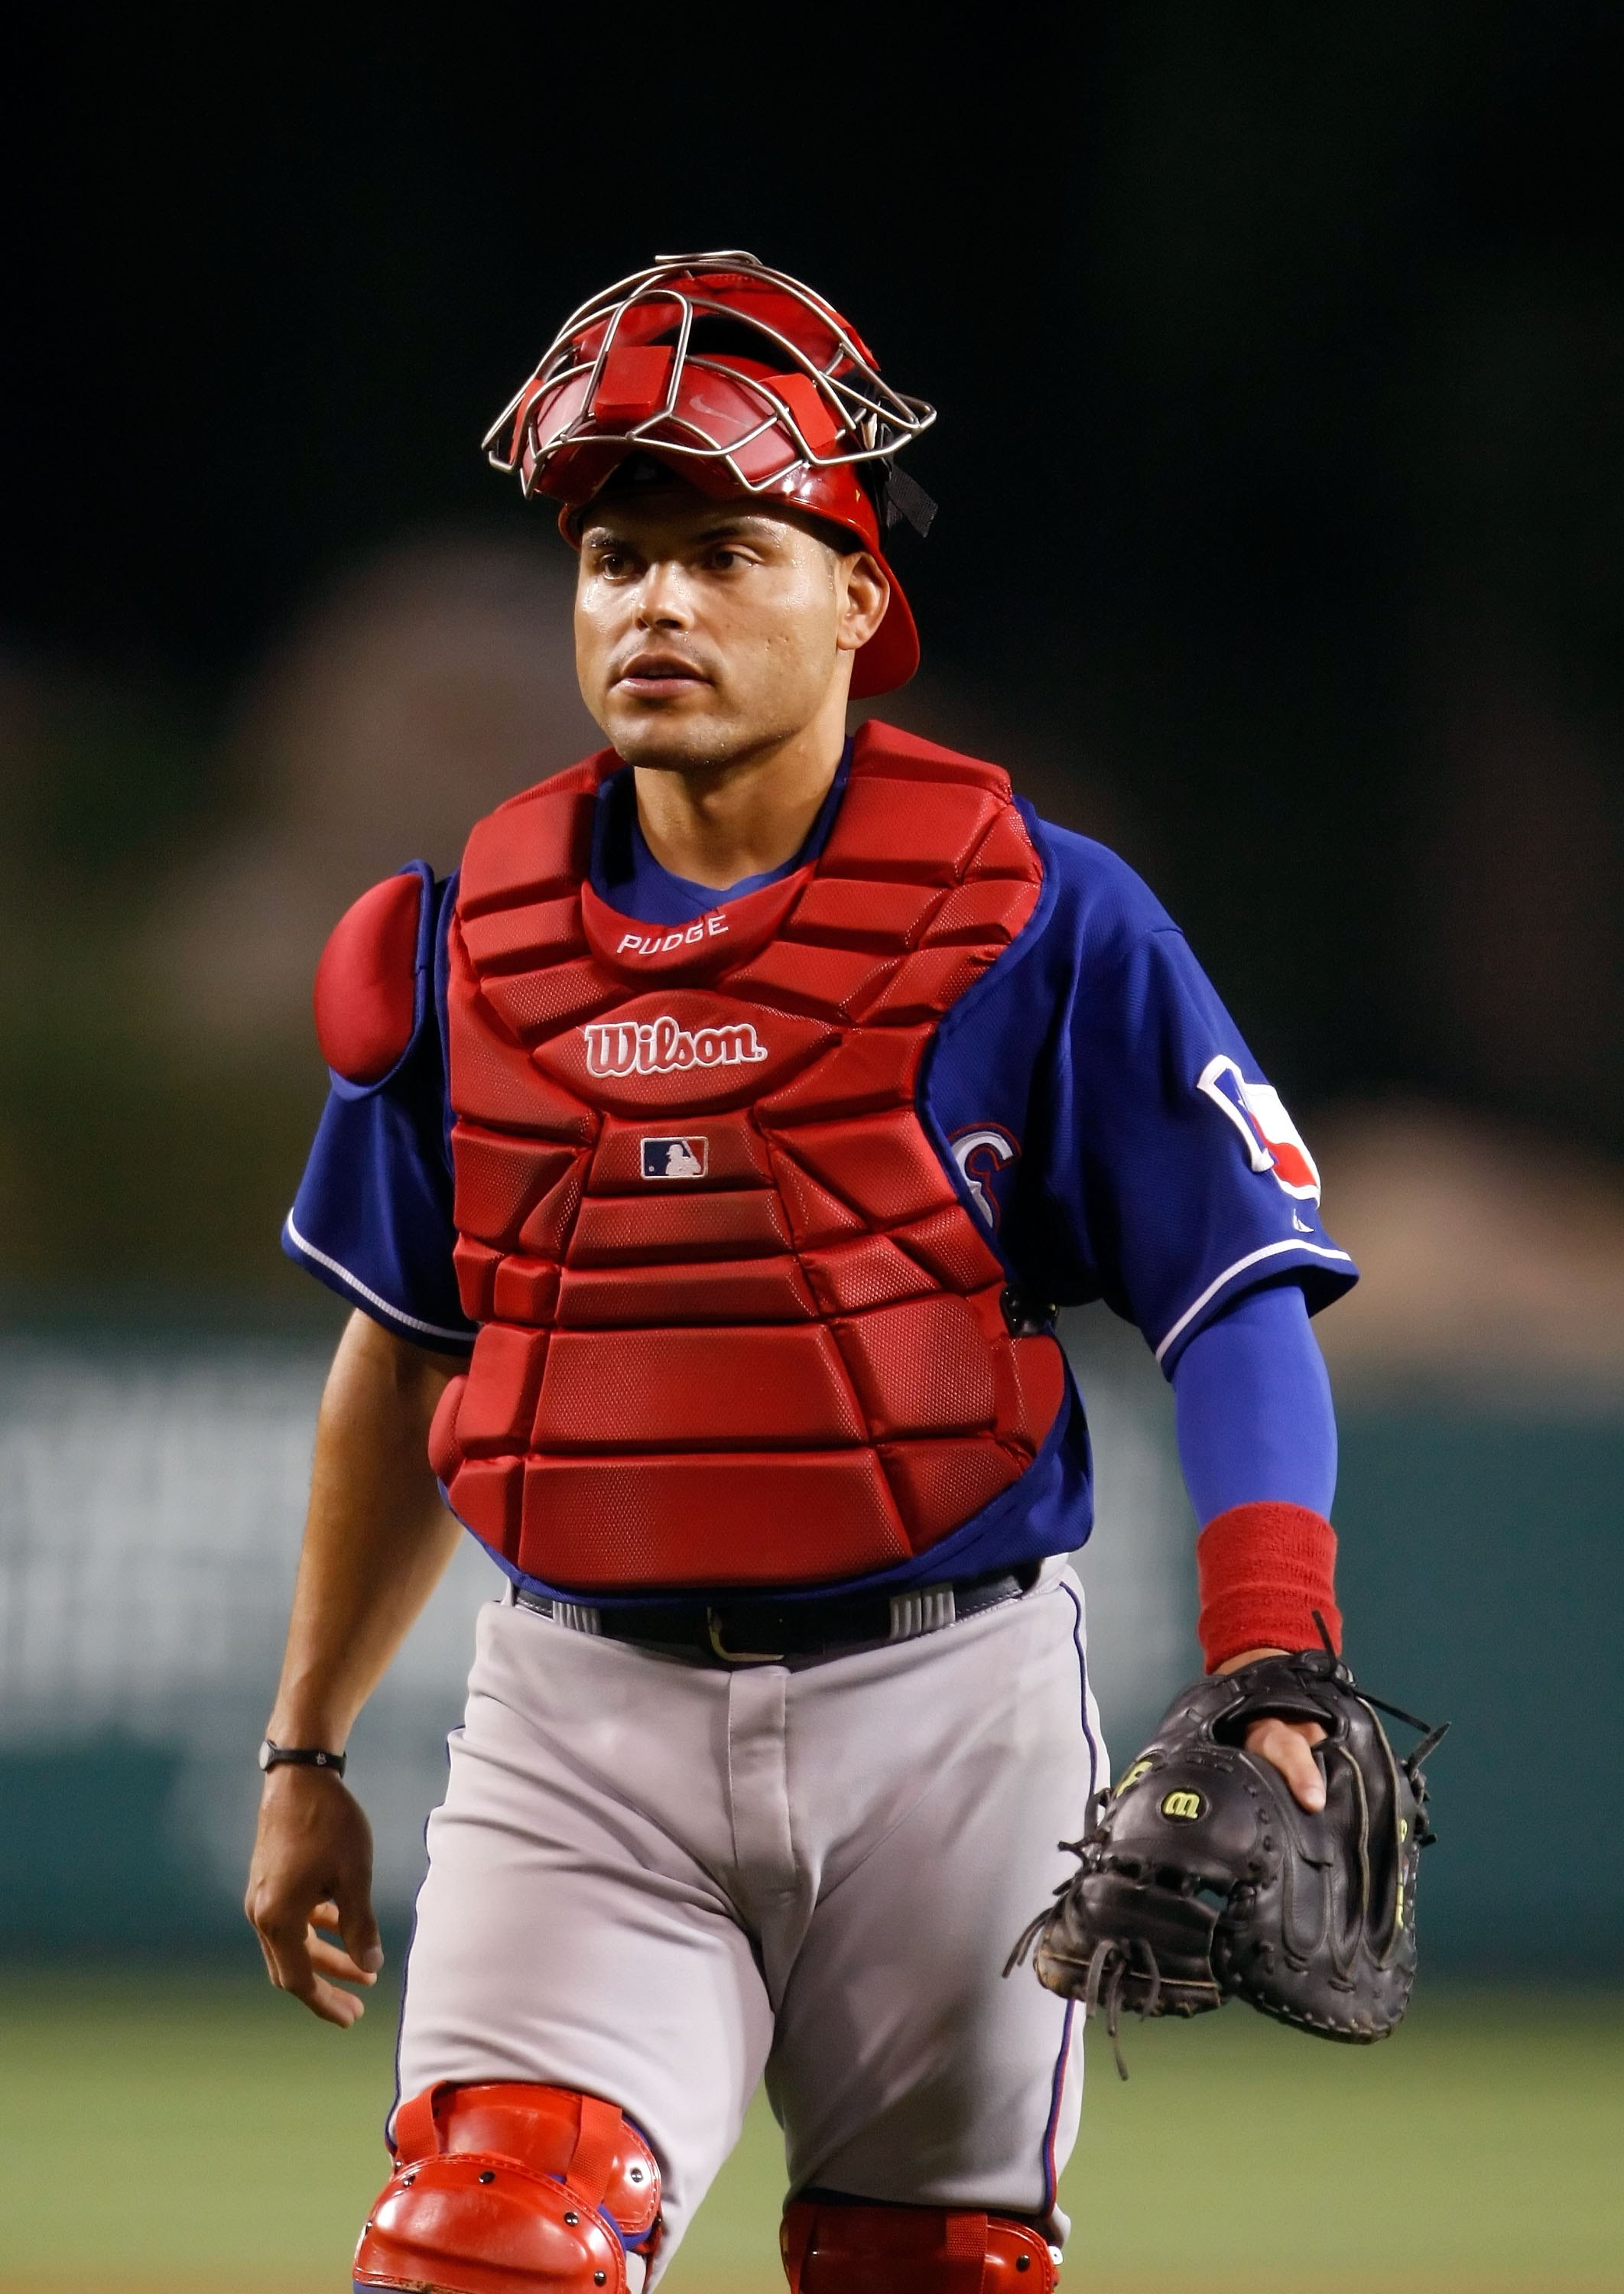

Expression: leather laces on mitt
xmin=1005 ymin=1621 xmax=1447 ymax=2076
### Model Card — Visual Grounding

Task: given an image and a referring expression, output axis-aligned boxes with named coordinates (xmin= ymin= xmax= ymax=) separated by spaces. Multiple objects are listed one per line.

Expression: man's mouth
xmin=614 ymin=655 xmax=711 ymax=698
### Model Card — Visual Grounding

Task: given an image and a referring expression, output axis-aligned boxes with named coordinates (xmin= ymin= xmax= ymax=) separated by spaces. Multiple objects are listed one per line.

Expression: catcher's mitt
xmin=1008 ymin=1631 xmax=1445 ymax=2075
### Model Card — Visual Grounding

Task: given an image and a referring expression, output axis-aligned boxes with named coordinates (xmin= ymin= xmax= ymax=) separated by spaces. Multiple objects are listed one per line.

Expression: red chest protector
xmin=428 ymin=721 xmax=1066 ymax=1592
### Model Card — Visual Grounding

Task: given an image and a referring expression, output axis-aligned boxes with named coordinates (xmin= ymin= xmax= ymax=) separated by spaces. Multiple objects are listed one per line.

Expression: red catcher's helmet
xmin=483 ymin=251 xmax=936 ymax=697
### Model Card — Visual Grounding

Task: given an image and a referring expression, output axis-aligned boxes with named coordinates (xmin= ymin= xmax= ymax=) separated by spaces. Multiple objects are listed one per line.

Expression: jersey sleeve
xmin=1008 ymin=830 xmax=1356 ymax=1370
xmin=281 ymin=868 xmax=476 ymax=1353
xmin=1171 ymin=1284 xmax=1337 ymax=1522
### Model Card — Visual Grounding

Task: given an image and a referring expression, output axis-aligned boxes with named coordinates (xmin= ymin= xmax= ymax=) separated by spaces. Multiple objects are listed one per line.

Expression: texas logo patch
xmin=1197 ymin=1054 xmax=1321 ymax=1203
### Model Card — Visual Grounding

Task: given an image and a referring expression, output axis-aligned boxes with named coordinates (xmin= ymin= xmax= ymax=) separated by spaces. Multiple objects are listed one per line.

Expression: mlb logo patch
xmin=1197 ymin=1055 xmax=1320 ymax=1202
xmin=640 ymin=1135 xmax=708 ymax=1181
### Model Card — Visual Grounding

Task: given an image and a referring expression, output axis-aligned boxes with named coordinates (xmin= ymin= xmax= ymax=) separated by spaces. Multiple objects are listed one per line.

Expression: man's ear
xmin=836 ymin=551 xmax=890 ymax=656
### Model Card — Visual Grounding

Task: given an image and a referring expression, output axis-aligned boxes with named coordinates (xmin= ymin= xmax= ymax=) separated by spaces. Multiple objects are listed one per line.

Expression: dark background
xmin=4 ymin=19 xmax=1622 ymax=2279
xmin=0 ymin=49 xmax=1615 ymax=2294
xmin=6 ymin=2 xmax=1622 ymax=1157
xmin=2 ymin=5 xmax=1621 ymax=1986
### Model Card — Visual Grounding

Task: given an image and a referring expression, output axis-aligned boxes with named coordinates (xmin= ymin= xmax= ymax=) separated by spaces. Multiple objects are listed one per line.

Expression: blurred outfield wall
xmin=1 ymin=1310 xmax=1618 ymax=1974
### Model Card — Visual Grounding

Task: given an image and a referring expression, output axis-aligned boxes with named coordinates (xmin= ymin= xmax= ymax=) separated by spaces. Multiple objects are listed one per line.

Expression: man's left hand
xmin=1216 ymin=1646 xmax=1327 ymax=1811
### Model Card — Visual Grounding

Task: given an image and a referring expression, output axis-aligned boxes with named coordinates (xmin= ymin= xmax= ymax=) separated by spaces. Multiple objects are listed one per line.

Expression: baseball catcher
xmin=242 ymin=250 xmax=1430 ymax=2294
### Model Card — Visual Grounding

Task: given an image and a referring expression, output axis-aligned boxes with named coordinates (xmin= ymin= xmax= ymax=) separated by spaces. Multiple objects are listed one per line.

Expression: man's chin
xmin=604 ymin=707 xmax=744 ymax=772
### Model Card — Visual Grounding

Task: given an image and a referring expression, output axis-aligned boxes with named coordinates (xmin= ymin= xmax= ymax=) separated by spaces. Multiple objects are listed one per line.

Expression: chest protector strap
xmin=431 ymin=720 xmax=1065 ymax=1593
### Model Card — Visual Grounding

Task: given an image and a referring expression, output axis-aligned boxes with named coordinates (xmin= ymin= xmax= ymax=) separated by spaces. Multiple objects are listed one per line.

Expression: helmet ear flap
xmin=848 ymin=560 xmax=919 ymax=700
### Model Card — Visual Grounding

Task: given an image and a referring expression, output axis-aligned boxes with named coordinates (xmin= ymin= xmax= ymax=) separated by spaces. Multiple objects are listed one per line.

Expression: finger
xmin=253 ymin=1894 xmax=338 ymax=1995
xmin=1250 ymin=1718 xmax=1327 ymax=1812
xmin=306 ymin=1928 xmax=379 ymax=1985
xmin=255 ymin=1914 xmax=319 ymax=2000
xmin=272 ymin=1969 xmax=368 ymax=2027
xmin=306 ymin=1977 xmax=369 ymax=2029
xmin=333 ymin=1881 xmax=385 ymax=1977
xmin=261 ymin=1928 xmax=369 ymax=2026
xmin=307 ymin=1909 xmax=378 ymax=1982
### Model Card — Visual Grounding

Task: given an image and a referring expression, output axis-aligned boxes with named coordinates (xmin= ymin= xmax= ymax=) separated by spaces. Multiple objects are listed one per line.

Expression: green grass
xmin=0 ymin=1969 xmax=1616 ymax=2290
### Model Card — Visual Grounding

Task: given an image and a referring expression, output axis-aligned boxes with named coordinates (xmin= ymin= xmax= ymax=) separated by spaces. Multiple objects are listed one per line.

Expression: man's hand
xmin=1216 ymin=1645 xmax=1327 ymax=1813
xmin=245 ymin=1765 xmax=383 ymax=2027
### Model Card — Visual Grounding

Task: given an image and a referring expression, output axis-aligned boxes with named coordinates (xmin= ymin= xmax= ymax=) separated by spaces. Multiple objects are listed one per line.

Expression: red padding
xmin=313 ymin=872 xmax=421 ymax=1084
xmin=781 ymin=2200 xmax=1056 ymax=2294
xmin=1197 ymin=1500 xmax=1341 ymax=1672
xmin=356 ymin=2155 xmax=626 ymax=2294
xmin=427 ymin=1376 xmax=466 ymax=1481
xmin=386 ymin=2082 xmax=661 ymax=2241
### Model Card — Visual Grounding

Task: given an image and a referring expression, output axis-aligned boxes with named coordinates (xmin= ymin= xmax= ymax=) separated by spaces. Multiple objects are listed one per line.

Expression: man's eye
xmin=709 ymin=548 xmax=738 ymax=570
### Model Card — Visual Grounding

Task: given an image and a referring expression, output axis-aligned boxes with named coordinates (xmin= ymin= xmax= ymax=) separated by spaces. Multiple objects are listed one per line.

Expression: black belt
xmin=512 ymin=1565 xmax=1034 ymax=1667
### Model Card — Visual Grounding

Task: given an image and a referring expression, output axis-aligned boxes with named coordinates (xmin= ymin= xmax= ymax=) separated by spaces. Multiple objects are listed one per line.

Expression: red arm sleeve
xmin=1196 ymin=1500 xmax=1341 ymax=1672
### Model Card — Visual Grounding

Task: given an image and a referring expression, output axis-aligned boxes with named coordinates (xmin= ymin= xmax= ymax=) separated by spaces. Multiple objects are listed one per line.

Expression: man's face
xmin=573 ymin=478 xmax=888 ymax=771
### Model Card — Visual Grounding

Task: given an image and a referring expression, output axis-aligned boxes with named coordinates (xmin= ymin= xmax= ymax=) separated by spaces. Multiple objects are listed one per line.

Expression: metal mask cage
xmin=484 ymin=250 xmax=936 ymax=502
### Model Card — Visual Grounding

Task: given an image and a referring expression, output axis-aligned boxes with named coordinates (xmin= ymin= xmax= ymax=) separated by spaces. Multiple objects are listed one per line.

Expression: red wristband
xmin=1196 ymin=1501 xmax=1341 ymax=1673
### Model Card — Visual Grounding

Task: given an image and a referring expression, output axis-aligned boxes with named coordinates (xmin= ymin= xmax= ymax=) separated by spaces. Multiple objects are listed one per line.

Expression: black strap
xmin=259 ymin=1738 xmax=347 ymax=1777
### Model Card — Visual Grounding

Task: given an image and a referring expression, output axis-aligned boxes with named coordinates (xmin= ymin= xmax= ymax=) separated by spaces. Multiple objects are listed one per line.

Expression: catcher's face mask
xmin=483 ymin=251 xmax=937 ymax=698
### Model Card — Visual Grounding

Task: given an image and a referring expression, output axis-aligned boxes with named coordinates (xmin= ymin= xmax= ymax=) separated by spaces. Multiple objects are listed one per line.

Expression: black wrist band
xmin=258 ymin=1737 xmax=346 ymax=1777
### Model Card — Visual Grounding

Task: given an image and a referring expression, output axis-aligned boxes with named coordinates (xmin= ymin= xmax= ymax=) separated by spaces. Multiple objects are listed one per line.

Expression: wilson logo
xmin=581 ymin=1015 xmax=769 ymax=1079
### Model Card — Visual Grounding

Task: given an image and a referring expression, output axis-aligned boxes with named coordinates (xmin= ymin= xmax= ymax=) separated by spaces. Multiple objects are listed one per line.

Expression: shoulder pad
xmin=313 ymin=869 xmax=427 ymax=1084
xmin=853 ymin=720 xmax=1010 ymax=792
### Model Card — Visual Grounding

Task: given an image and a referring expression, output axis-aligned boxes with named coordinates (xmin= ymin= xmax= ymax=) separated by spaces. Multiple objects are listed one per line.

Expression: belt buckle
xmin=706 ymin=1608 xmax=786 ymax=1665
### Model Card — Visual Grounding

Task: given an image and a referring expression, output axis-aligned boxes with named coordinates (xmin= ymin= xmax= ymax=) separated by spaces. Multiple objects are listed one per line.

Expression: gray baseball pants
xmin=395 ymin=1559 xmax=1106 ymax=2283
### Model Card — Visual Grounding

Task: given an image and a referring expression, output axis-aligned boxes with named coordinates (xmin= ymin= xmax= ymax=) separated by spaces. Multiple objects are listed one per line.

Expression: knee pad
xmin=354 ymin=2081 xmax=662 ymax=2294
xmin=781 ymin=2198 xmax=1058 ymax=2294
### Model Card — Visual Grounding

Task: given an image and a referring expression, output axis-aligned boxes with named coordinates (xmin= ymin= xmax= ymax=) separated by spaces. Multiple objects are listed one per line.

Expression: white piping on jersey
xmin=1152 ymin=1238 xmax=1354 ymax=1366
xmin=282 ymin=1214 xmax=475 ymax=1345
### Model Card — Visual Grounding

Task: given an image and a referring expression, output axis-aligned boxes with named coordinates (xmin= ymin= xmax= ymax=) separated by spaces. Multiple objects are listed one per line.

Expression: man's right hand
xmin=245 ymin=1765 xmax=384 ymax=2026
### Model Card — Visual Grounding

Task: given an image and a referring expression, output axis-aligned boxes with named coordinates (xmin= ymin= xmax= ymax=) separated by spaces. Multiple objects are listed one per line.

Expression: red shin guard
xmin=354 ymin=2081 xmax=661 ymax=2294
xmin=781 ymin=2199 xmax=1058 ymax=2294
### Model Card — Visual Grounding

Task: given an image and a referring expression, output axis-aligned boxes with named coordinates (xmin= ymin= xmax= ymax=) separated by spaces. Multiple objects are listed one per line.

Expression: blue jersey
xmin=285 ymin=755 xmax=1354 ymax=1591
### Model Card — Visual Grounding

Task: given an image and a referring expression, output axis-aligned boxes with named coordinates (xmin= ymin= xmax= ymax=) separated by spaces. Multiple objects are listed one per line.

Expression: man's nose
xmin=635 ymin=562 xmax=693 ymax=629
